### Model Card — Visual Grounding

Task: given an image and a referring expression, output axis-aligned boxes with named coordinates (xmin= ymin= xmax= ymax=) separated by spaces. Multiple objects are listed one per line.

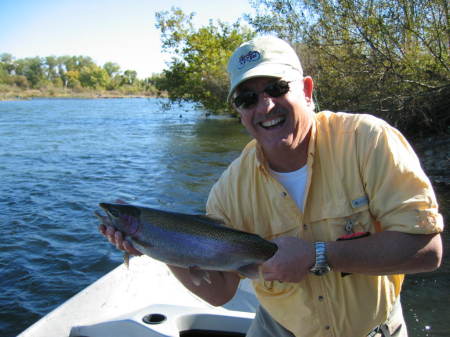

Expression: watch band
xmin=310 ymin=242 xmax=331 ymax=276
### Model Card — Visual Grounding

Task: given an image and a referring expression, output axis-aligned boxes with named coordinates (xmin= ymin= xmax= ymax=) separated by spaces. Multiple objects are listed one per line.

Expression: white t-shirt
xmin=270 ymin=165 xmax=308 ymax=212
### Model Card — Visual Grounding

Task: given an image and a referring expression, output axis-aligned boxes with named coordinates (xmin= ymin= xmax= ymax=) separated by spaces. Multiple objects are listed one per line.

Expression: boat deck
xmin=19 ymin=256 xmax=257 ymax=337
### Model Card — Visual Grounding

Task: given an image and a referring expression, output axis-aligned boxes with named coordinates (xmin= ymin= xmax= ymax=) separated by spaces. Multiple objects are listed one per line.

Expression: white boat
xmin=18 ymin=256 xmax=258 ymax=337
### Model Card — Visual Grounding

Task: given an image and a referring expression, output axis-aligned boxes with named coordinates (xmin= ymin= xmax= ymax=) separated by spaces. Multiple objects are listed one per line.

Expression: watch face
xmin=311 ymin=266 xmax=330 ymax=276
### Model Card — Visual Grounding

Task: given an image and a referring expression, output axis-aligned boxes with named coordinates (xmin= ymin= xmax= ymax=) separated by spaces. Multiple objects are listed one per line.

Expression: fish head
xmin=99 ymin=202 xmax=141 ymax=235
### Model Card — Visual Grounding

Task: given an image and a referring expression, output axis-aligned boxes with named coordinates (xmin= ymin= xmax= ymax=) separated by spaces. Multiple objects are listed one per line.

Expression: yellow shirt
xmin=206 ymin=111 xmax=443 ymax=337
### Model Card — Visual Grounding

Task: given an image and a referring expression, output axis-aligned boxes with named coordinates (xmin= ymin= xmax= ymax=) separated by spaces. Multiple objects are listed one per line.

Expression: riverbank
xmin=411 ymin=135 xmax=449 ymax=189
xmin=0 ymin=85 xmax=162 ymax=101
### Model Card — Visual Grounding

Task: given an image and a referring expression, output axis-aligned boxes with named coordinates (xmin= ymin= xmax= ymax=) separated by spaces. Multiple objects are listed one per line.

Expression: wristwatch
xmin=309 ymin=242 xmax=331 ymax=276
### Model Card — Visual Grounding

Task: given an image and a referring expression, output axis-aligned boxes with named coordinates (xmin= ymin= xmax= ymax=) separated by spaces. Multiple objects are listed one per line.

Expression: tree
xmin=79 ymin=65 xmax=109 ymax=89
xmin=0 ymin=66 xmax=7 ymax=84
xmin=13 ymin=57 xmax=45 ymax=88
xmin=246 ymin=0 xmax=449 ymax=136
xmin=0 ymin=53 xmax=159 ymax=96
xmin=103 ymin=62 xmax=121 ymax=77
xmin=12 ymin=75 xmax=29 ymax=88
xmin=122 ymin=69 xmax=137 ymax=85
xmin=0 ymin=53 xmax=15 ymax=75
xmin=45 ymin=56 xmax=59 ymax=84
xmin=66 ymin=70 xmax=81 ymax=89
xmin=155 ymin=7 xmax=255 ymax=114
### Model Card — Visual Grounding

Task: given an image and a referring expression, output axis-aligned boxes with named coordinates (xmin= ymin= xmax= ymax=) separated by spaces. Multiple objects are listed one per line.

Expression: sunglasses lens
xmin=234 ymin=80 xmax=290 ymax=109
xmin=266 ymin=80 xmax=290 ymax=97
xmin=234 ymin=92 xmax=257 ymax=109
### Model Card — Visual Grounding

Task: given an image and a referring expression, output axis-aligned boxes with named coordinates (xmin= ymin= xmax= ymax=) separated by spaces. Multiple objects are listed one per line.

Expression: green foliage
xmin=246 ymin=0 xmax=449 ymax=136
xmin=0 ymin=54 xmax=160 ymax=96
xmin=12 ymin=75 xmax=29 ymax=88
xmin=79 ymin=65 xmax=109 ymax=89
xmin=13 ymin=57 xmax=45 ymax=88
xmin=122 ymin=70 xmax=138 ymax=85
xmin=103 ymin=62 xmax=121 ymax=77
xmin=0 ymin=64 xmax=8 ymax=84
xmin=45 ymin=56 xmax=59 ymax=83
xmin=66 ymin=70 xmax=81 ymax=89
xmin=0 ymin=53 xmax=15 ymax=75
xmin=154 ymin=7 xmax=255 ymax=113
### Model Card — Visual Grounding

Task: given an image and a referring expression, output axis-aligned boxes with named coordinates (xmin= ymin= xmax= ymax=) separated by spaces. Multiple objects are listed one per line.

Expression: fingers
xmin=259 ymin=237 xmax=315 ymax=283
xmin=260 ymin=260 xmax=280 ymax=281
xmin=95 ymin=211 xmax=109 ymax=225
xmin=95 ymin=210 xmax=119 ymax=245
xmin=104 ymin=225 xmax=119 ymax=245
xmin=96 ymin=206 xmax=141 ymax=256
xmin=98 ymin=224 xmax=142 ymax=255
xmin=99 ymin=223 xmax=106 ymax=235
xmin=114 ymin=230 xmax=124 ymax=250
xmin=123 ymin=240 xmax=143 ymax=256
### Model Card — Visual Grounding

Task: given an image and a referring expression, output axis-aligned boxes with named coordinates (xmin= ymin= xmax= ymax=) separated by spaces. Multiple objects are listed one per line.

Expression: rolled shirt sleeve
xmin=358 ymin=120 xmax=443 ymax=234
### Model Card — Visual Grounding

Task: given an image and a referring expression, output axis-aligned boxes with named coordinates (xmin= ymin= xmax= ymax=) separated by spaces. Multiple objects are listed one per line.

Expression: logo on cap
xmin=238 ymin=51 xmax=261 ymax=69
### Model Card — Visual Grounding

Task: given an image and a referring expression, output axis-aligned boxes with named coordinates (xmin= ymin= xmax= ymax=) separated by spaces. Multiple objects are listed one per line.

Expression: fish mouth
xmin=99 ymin=203 xmax=109 ymax=211
xmin=99 ymin=203 xmax=120 ymax=218
xmin=99 ymin=202 xmax=141 ymax=218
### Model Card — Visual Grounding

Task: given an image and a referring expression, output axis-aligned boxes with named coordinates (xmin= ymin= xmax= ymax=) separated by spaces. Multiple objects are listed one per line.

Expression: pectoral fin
xmin=188 ymin=266 xmax=211 ymax=286
xmin=236 ymin=263 xmax=260 ymax=279
xmin=124 ymin=252 xmax=130 ymax=269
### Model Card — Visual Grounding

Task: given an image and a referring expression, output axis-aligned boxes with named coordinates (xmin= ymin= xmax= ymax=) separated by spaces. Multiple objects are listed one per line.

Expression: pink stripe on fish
xmin=121 ymin=214 xmax=140 ymax=235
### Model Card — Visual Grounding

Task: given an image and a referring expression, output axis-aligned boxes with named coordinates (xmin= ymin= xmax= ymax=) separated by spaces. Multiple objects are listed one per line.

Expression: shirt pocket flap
xmin=305 ymin=194 xmax=370 ymax=224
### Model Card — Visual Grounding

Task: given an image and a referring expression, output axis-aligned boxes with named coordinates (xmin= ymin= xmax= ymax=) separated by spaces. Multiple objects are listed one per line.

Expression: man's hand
xmin=96 ymin=200 xmax=142 ymax=256
xmin=261 ymin=236 xmax=315 ymax=283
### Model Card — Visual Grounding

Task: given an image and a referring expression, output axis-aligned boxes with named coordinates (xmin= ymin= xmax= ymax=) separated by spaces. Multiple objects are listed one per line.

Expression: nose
xmin=254 ymin=92 xmax=275 ymax=114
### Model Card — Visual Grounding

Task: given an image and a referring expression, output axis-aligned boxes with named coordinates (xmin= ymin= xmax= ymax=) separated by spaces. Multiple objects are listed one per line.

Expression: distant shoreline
xmin=0 ymin=86 xmax=163 ymax=101
xmin=0 ymin=94 xmax=156 ymax=102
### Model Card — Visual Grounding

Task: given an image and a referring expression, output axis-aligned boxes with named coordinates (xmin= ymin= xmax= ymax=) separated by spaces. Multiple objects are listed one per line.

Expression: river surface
xmin=0 ymin=98 xmax=448 ymax=337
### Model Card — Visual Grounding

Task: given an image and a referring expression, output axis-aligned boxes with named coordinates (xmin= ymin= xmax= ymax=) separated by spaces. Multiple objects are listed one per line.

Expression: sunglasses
xmin=233 ymin=80 xmax=291 ymax=109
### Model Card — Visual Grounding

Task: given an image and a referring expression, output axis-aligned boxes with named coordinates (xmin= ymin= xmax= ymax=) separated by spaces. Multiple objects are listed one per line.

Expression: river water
xmin=0 ymin=98 xmax=447 ymax=337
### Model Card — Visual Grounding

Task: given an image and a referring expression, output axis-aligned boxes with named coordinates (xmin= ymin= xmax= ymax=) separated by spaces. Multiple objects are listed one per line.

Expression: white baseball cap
xmin=227 ymin=36 xmax=303 ymax=102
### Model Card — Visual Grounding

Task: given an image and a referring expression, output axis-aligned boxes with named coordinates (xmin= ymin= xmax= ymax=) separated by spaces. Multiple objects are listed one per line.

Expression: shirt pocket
xmin=309 ymin=207 xmax=377 ymax=241
xmin=253 ymin=278 xmax=296 ymax=297
xmin=248 ymin=203 xmax=302 ymax=240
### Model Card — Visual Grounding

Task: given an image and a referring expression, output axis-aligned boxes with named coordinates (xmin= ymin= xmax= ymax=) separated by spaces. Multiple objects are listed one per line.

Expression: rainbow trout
xmin=96 ymin=203 xmax=277 ymax=283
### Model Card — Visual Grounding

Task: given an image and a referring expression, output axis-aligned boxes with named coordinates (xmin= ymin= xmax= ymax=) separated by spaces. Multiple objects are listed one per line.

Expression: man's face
xmin=233 ymin=76 xmax=314 ymax=158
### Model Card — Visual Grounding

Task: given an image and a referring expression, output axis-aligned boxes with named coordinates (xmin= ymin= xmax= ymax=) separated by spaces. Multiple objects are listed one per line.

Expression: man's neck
xmin=265 ymin=133 xmax=311 ymax=173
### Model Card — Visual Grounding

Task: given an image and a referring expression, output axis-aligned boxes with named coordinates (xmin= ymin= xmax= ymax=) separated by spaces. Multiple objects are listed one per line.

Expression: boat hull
xmin=18 ymin=256 xmax=257 ymax=337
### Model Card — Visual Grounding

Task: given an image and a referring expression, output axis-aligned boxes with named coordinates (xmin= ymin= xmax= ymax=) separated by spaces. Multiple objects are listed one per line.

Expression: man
xmin=100 ymin=36 xmax=443 ymax=337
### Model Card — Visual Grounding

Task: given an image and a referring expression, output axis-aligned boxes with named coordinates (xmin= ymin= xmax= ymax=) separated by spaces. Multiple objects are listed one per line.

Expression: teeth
xmin=261 ymin=117 xmax=285 ymax=128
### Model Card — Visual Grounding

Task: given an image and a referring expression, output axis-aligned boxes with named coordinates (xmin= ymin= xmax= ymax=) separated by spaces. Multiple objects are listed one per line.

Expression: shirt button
xmin=325 ymin=325 xmax=330 ymax=330
xmin=281 ymin=191 xmax=288 ymax=197
xmin=318 ymin=295 xmax=324 ymax=301
xmin=303 ymin=224 xmax=308 ymax=230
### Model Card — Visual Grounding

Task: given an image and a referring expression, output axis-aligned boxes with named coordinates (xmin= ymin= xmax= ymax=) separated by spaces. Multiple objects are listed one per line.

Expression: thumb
xmin=260 ymin=258 xmax=279 ymax=281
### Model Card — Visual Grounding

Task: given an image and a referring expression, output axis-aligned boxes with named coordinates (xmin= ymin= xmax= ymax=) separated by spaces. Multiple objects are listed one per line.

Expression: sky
xmin=0 ymin=0 xmax=254 ymax=78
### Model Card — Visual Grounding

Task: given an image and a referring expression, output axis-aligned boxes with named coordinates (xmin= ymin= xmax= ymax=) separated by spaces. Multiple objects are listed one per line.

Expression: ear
xmin=302 ymin=76 xmax=314 ymax=101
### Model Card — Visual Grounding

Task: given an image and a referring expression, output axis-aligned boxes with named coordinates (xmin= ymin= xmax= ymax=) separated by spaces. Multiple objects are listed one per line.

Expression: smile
xmin=260 ymin=116 xmax=286 ymax=129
